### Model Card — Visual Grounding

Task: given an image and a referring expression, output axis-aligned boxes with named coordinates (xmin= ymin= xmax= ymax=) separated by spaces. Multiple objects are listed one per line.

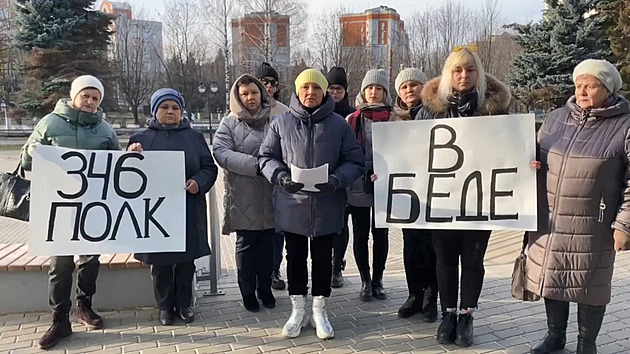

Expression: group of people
xmin=20 ymin=45 xmax=630 ymax=354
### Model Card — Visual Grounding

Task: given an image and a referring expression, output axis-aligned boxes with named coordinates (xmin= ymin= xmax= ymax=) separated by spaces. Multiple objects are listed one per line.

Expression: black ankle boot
xmin=359 ymin=270 xmax=372 ymax=302
xmin=398 ymin=294 xmax=422 ymax=318
xmin=455 ymin=313 xmax=474 ymax=347
xmin=419 ymin=285 xmax=438 ymax=323
xmin=436 ymin=312 xmax=457 ymax=344
xmin=531 ymin=298 xmax=569 ymax=354
xmin=530 ymin=330 xmax=566 ymax=354
xmin=576 ymin=303 xmax=605 ymax=354
xmin=372 ymin=271 xmax=386 ymax=300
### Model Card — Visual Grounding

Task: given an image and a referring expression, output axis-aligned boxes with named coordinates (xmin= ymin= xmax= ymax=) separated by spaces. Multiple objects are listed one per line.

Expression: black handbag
xmin=511 ymin=231 xmax=541 ymax=301
xmin=0 ymin=163 xmax=30 ymax=221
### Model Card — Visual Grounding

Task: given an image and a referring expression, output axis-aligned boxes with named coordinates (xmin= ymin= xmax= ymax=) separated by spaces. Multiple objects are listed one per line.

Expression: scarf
xmin=348 ymin=103 xmax=391 ymax=145
xmin=448 ymin=90 xmax=478 ymax=117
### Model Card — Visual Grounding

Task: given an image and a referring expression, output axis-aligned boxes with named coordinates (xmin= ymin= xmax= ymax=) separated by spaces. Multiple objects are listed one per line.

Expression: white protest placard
xmin=372 ymin=114 xmax=537 ymax=230
xmin=29 ymin=145 xmax=187 ymax=256
xmin=291 ymin=163 xmax=328 ymax=192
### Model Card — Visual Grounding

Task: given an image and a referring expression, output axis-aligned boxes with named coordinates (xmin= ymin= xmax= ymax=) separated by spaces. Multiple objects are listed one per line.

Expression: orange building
xmin=339 ymin=6 xmax=409 ymax=75
xmin=231 ymin=12 xmax=290 ymax=83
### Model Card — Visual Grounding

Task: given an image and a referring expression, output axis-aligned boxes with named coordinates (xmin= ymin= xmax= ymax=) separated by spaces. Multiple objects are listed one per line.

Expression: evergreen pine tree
xmin=602 ymin=0 xmax=630 ymax=95
xmin=509 ymin=0 xmax=612 ymax=110
xmin=14 ymin=0 xmax=114 ymax=116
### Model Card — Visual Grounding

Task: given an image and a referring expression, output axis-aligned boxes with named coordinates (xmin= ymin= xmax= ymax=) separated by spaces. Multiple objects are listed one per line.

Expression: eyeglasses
xmin=453 ymin=44 xmax=478 ymax=53
xmin=261 ymin=78 xmax=278 ymax=87
xmin=327 ymin=87 xmax=345 ymax=94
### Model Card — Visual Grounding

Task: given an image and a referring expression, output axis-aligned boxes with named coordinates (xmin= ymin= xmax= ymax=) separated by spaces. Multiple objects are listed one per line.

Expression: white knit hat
xmin=70 ymin=75 xmax=105 ymax=104
xmin=395 ymin=68 xmax=428 ymax=96
xmin=572 ymin=59 xmax=623 ymax=94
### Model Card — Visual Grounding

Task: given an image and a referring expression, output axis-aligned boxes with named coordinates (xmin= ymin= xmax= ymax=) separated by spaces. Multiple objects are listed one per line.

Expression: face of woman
xmin=156 ymin=100 xmax=182 ymax=125
xmin=298 ymin=83 xmax=324 ymax=108
xmin=399 ymin=81 xmax=423 ymax=106
xmin=574 ymin=74 xmax=610 ymax=110
xmin=238 ymin=82 xmax=262 ymax=114
xmin=451 ymin=62 xmax=478 ymax=93
xmin=72 ymin=88 xmax=101 ymax=113
xmin=364 ymin=85 xmax=385 ymax=104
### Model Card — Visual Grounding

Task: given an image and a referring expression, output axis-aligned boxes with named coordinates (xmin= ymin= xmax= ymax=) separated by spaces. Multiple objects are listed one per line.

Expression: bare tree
xmin=473 ymin=0 xmax=503 ymax=74
xmin=160 ymin=0 xmax=209 ymax=117
xmin=113 ymin=12 xmax=160 ymax=124
xmin=200 ymin=0 xmax=234 ymax=112
xmin=235 ymin=0 xmax=307 ymax=64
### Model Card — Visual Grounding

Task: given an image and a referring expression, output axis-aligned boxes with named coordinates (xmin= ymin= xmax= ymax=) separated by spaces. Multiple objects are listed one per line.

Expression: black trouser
xmin=236 ymin=229 xmax=274 ymax=296
xmin=432 ymin=230 xmax=491 ymax=310
xmin=49 ymin=255 xmax=100 ymax=314
xmin=150 ymin=262 xmax=196 ymax=310
xmin=350 ymin=205 xmax=389 ymax=276
xmin=334 ymin=207 xmax=351 ymax=272
xmin=284 ymin=232 xmax=334 ymax=297
xmin=272 ymin=231 xmax=284 ymax=273
xmin=402 ymin=229 xmax=437 ymax=296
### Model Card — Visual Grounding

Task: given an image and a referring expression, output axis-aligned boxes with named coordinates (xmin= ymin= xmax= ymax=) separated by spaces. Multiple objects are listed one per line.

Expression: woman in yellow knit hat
xmin=259 ymin=68 xmax=364 ymax=340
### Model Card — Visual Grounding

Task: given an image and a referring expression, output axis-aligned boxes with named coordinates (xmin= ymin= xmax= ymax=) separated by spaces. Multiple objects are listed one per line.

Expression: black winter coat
xmin=131 ymin=118 xmax=218 ymax=265
xmin=259 ymin=94 xmax=364 ymax=237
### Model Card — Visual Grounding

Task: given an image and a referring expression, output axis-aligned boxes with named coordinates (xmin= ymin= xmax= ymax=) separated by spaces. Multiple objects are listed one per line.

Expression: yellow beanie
xmin=294 ymin=69 xmax=328 ymax=94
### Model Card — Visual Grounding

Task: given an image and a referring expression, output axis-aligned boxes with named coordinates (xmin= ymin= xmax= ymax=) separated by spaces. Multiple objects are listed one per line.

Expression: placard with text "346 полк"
xmin=372 ymin=114 xmax=537 ymax=231
xmin=29 ymin=146 xmax=186 ymax=256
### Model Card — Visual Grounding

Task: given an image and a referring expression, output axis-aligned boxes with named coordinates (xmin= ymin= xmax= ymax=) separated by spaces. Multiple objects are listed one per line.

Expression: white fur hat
xmin=70 ymin=75 xmax=105 ymax=104
xmin=572 ymin=59 xmax=623 ymax=94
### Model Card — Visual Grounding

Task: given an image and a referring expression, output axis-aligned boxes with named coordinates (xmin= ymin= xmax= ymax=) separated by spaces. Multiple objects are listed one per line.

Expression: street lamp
xmin=198 ymin=81 xmax=220 ymax=141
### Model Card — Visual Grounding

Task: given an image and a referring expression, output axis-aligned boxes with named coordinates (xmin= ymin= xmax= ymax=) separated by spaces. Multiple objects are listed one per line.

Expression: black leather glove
xmin=278 ymin=172 xmax=304 ymax=193
xmin=315 ymin=175 xmax=339 ymax=194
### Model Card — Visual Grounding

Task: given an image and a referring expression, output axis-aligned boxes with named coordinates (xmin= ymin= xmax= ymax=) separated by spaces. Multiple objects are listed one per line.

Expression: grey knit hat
xmin=395 ymin=68 xmax=428 ymax=96
xmin=572 ymin=59 xmax=623 ymax=94
xmin=361 ymin=69 xmax=389 ymax=95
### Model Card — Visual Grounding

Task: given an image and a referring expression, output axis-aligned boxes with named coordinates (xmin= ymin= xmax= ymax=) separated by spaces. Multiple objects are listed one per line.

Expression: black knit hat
xmin=258 ymin=62 xmax=279 ymax=81
xmin=326 ymin=67 xmax=348 ymax=89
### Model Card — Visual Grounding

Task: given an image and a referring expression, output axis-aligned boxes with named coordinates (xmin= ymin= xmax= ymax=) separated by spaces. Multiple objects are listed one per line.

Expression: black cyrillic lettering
xmin=426 ymin=173 xmax=455 ymax=223
xmin=110 ymin=201 xmax=143 ymax=240
xmin=87 ymin=152 xmax=113 ymax=200
xmin=47 ymin=202 xmax=82 ymax=241
xmin=114 ymin=153 xmax=147 ymax=199
xmin=57 ymin=151 xmax=88 ymax=199
xmin=79 ymin=202 xmax=112 ymax=242
xmin=386 ymin=173 xmax=420 ymax=223
xmin=428 ymin=124 xmax=464 ymax=173
xmin=144 ymin=197 xmax=170 ymax=238
xmin=456 ymin=171 xmax=488 ymax=221
xmin=490 ymin=168 xmax=518 ymax=220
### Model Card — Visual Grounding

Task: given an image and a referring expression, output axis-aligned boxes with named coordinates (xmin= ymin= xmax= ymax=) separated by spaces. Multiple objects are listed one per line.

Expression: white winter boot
xmin=311 ymin=295 xmax=334 ymax=339
xmin=282 ymin=295 xmax=309 ymax=338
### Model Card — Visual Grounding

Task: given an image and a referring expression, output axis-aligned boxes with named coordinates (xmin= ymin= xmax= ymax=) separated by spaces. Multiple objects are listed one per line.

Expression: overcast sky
xmin=108 ymin=0 xmax=545 ymax=25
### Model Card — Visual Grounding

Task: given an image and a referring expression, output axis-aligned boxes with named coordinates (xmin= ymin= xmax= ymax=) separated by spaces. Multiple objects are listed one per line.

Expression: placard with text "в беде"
xmin=29 ymin=145 xmax=186 ymax=256
xmin=372 ymin=114 xmax=537 ymax=231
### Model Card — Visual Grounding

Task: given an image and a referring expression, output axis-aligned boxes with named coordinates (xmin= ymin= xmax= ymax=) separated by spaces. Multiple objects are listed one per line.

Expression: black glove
xmin=278 ymin=172 xmax=304 ymax=193
xmin=315 ymin=175 xmax=339 ymax=194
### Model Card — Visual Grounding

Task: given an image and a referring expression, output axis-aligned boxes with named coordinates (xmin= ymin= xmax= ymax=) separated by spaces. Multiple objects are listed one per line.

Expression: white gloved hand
xmin=27 ymin=142 xmax=41 ymax=157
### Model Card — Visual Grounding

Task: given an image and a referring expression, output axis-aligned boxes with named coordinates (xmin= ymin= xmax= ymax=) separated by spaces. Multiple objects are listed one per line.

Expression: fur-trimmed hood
xmin=420 ymin=73 xmax=511 ymax=116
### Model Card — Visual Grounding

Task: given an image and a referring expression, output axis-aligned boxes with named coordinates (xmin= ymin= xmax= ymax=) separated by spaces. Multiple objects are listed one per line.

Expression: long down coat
xmin=131 ymin=118 xmax=218 ymax=265
xmin=213 ymin=75 xmax=275 ymax=234
xmin=258 ymin=94 xmax=364 ymax=238
xmin=526 ymin=95 xmax=630 ymax=306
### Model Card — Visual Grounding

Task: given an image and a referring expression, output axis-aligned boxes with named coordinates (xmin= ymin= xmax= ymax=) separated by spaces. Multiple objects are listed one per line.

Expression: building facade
xmin=339 ymin=6 xmax=409 ymax=84
xmin=231 ymin=12 xmax=290 ymax=85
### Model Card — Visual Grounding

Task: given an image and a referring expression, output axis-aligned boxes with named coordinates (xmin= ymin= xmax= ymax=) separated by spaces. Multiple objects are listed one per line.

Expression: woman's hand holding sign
xmin=127 ymin=143 xmax=143 ymax=153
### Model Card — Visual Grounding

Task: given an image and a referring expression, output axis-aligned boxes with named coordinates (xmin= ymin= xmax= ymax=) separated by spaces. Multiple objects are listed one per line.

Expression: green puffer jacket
xmin=20 ymin=99 xmax=120 ymax=170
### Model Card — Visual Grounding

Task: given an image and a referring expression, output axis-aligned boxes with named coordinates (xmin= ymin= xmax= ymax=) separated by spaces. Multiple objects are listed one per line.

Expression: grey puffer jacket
xmin=213 ymin=75 xmax=275 ymax=234
xmin=259 ymin=94 xmax=364 ymax=237
xmin=526 ymin=95 xmax=630 ymax=306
